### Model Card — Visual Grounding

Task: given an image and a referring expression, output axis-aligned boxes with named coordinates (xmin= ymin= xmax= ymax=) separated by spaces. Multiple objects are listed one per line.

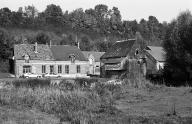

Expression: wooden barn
xmin=100 ymin=39 xmax=145 ymax=78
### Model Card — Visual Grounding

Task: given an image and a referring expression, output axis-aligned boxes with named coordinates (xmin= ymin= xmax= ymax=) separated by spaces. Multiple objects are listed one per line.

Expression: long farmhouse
xmin=12 ymin=43 xmax=89 ymax=78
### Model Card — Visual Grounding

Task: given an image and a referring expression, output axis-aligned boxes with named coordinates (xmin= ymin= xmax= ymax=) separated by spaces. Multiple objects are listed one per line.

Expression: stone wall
xmin=15 ymin=60 xmax=89 ymax=77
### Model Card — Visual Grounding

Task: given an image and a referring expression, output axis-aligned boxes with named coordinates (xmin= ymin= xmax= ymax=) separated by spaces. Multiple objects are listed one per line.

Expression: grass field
xmin=0 ymin=78 xmax=191 ymax=124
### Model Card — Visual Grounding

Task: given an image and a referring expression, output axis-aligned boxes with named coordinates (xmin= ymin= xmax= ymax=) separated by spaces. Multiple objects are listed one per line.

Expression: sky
xmin=0 ymin=0 xmax=191 ymax=23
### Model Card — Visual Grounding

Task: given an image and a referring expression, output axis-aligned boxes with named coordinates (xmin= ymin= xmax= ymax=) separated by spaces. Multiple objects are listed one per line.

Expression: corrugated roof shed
xmin=101 ymin=39 xmax=135 ymax=59
xmin=146 ymin=46 xmax=165 ymax=62
xmin=82 ymin=51 xmax=105 ymax=62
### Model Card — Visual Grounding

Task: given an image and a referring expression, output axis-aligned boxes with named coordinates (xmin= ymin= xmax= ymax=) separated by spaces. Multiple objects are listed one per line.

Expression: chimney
xmin=34 ymin=42 xmax=38 ymax=53
xmin=77 ymin=41 xmax=80 ymax=49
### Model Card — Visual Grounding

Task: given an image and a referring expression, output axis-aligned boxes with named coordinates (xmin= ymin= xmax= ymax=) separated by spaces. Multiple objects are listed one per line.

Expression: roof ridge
xmin=116 ymin=39 xmax=136 ymax=42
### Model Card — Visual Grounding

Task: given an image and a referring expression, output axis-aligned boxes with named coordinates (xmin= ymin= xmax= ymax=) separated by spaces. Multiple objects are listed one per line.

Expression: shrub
xmin=12 ymin=79 xmax=51 ymax=88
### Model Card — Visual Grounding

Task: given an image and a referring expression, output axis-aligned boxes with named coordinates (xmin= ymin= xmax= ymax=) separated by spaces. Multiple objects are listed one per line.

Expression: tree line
xmin=0 ymin=4 xmax=167 ymax=43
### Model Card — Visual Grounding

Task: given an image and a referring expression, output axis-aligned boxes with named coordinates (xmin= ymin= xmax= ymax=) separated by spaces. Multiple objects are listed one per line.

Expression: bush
xmin=74 ymin=78 xmax=98 ymax=88
xmin=12 ymin=79 xmax=51 ymax=88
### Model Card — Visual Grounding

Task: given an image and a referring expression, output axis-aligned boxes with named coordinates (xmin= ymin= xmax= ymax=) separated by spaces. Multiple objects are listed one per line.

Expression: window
xmin=65 ymin=65 xmax=69 ymax=74
xmin=89 ymin=58 xmax=94 ymax=65
xmin=24 ymin=54 xmax=29 ymax=63
xmin=77 ymin=65 xmax=81 ymax=73
xmin=95 ymin=65 xmax=100 ymax=73
xmin=23 ymin=65 xmax=31 ymax=73
xmin=69 ymin=54 xmax=76 ymax=63
xmin=58 ymin=65 xmax=62 ymax=73
xmin=42 ymin=65 xmax=46 ymax=73
xmin=50 ymin=65 xmax=54 ymax=74
xmin=135 ymin=49 xmax=139 ymax=56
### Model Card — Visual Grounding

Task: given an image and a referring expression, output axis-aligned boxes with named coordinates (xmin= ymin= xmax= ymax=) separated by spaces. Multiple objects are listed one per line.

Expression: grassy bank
xmin=0 ymin=78 xmax=192 ymax=123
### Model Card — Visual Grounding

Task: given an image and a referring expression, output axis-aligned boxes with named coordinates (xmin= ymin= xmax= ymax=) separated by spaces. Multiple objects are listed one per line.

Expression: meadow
xmin=0 ymin=78 xmax=191 ymax=124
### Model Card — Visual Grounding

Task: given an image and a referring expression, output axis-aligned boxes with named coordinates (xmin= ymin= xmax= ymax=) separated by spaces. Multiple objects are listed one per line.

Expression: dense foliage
xmin=163 ymin=11 xmax=192 ymax=85
xmin=0 ymin=4 xmax=166 ymax=55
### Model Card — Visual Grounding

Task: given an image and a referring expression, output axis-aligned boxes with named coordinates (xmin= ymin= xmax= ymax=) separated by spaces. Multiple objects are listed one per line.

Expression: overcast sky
xmin=0 ymin=0 xmax=191 ymax=23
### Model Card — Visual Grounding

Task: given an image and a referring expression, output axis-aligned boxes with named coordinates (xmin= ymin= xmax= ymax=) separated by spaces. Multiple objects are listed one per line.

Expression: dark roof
xmin=14 ymin=44 xmax=54 ymax=60
xmin=101 ymin=58 xmax=124 ymax=64
xmin=14 ymin=44 xmax=87 ymax=61
xmin=101 ymin=39 xmax=135 ymax=59
xmin=145 ymin=46 xmax=165 ymax=62
xmin=50 ymin=45 xmax=87 ymax=61
xmin=82 ymin=51 xmax=105 ymax=62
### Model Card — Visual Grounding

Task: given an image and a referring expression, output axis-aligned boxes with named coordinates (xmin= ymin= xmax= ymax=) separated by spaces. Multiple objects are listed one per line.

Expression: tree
xmin=35 ymin=31 xmax=50 ymax=44
xmin=135 ymin=32 xmax=146 ymax=50
xmin=94 ymin=4 xmax=110 ymax=35
xmin=11 ymin=11 xmax=23 ymax=26
xmin=23 ymin=5 xmax=38 ymax=27
xmin=163 ymin=10 xmax=192 ymax=84
xmin=44 ymin=4 xmax=63 ymax=26
xmin=80 ymin=36 xmax=90 ymax=51
xmin=138 ymin=19 xmax=150 ymax=41
xmin=0 ymin=28 xmax=11 ymax=60
xmin=24 ymin=5 xmax=38 ymax=19
xmin=147 ymin=16 xmax=159 ymax=41
xmin=0 ymin=7 xmax=12 ymax=27
xmin=109 ymin=7 xmax=123 ymax=36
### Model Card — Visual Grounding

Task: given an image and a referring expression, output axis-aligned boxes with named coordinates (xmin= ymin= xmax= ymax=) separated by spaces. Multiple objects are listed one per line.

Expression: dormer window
xmin=88 ymin=54 xmax=94 ymax=65
xmin=24 ymin=54 xmax=30 ymax=63
xmin=90 ymin=58 xmax=93 ymax=65
xmin=135 ymin=49 xmax=139 ymax=56
xmin=69 ymin=54 xmax=76 ymax=63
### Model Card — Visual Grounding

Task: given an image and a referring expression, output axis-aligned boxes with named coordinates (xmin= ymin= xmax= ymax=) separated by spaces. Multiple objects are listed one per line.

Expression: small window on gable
xmin=24 ymin=54 xmax=30 ymax=63
xmin=135 ymin=49 xmax=139 ymax=56
xmin=90 ymin=58 xmax=93 ymax=65
xmin=69 ymin=54 xmax=76 ymax=63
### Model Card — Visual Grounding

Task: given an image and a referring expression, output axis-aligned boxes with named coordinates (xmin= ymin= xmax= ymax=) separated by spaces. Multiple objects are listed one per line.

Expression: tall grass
xmin=12 ymin=79 xmax=51 ymax=88
xmin=0 ymin=78 xmax=121 ymax=123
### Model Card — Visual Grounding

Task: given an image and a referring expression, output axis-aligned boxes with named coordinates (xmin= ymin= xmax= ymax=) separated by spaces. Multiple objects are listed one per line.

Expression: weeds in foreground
xmin=0 ymin=79 xmax=121 ymax=123
xmin=1 ymin=78 xmax=192 ymax=124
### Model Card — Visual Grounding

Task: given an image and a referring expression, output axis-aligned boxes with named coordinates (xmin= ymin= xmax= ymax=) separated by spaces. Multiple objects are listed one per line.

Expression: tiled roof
xmin=14 ymin=44 xmax=87 ymax=61
xmin=50 ymin=45 xmax=87 ymax=61
xmin=101 ymin=58 xmax=124 ymax=64
xmin=101 ymin=39 xmax=135 ymax=59
xmin=82 ymin=51 xmax=105 ymax=62
xmin=14 ymin=44 xmax=54 ymax=60
xmin=145 ymin=46 xmax=165 ymax=62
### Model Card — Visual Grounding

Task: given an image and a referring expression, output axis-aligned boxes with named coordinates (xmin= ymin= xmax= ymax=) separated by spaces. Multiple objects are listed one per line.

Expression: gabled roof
xmin=82 ymin=51 xmax=105 ymax=62
xmin=50 ymin=45 xmax=87 ymax=61
xmin=14 ymin=44 xmax=54 ymax=60
xmin=101 ymin=58 xmax=124 ymax=64
xmin=101 ymin=39 xmax=135 ymax=59
xmin=14 ymin=44 xmax=87 ymax=61
xmin=145 ymin=46 xmax=165 ymax=62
